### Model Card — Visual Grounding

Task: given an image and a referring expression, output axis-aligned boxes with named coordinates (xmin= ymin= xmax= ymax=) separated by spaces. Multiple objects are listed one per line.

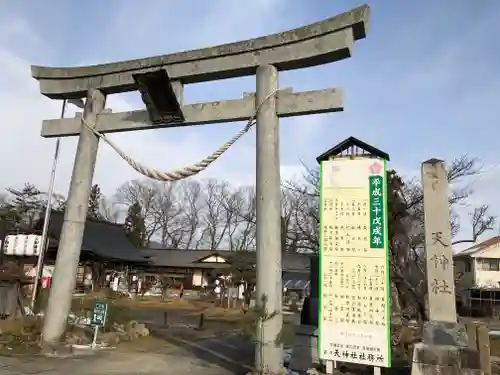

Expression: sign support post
xmin=92 ymin=325 xmax=99 ymax=349
xmin=90 ymin=300 xmax=108 ymax=349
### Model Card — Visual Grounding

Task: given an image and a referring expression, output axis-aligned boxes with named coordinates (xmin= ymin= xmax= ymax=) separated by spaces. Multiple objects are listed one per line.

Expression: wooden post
xmin=476 ymin=324 xmax=491 ymax=375
xmin=197 ymin=313 xmax=205 ymax=331
xmin=163 ymin=311 xmax=168 ymax=327
xmin=325 ymin=360 xmax=334 ymax=374
xmin=465 ymin=322 xmax=477 ymax=347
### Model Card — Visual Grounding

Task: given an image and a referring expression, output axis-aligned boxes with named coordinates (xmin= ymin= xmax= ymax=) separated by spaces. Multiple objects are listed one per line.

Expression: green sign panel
xmin=369 ymin=175 xmax=385 ymax=249
xmin=90 ymin=301 xmax=108 ymax=327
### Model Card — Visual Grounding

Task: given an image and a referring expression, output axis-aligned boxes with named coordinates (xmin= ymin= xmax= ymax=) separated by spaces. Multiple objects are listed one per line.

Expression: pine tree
xmin=5 ymin=183 xmax=43 ymax=229
xmin=123 ymin=201 xmax=146 ymax=248
xmin=87 ymin=184 xmax=103 ymax=220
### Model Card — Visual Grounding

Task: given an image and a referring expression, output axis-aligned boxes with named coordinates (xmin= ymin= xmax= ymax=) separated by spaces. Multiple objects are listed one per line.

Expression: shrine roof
xmin=34 ymin=210 xmax=148 ymax=263
xmin=140 ymin=247 xmax=310 ymax=271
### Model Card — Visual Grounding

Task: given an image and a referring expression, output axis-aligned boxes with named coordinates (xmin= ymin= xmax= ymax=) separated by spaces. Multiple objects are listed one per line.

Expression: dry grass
xmin=201 ymin=307 xmax=245 ymax=321
xmin=72 ymin=292 xmax=215 ymax=311
xmin=71 ymin=294 xmax=299 ymax=348
xmin=0 ymin=316 xmax=70 ymax=356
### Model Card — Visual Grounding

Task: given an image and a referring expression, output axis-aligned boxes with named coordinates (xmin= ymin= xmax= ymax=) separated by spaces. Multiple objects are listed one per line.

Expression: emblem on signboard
xmin=369 ymin=162 xmax=382 ymax=175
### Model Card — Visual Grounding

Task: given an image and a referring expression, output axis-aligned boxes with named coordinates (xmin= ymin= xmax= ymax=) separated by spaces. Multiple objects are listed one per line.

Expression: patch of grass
xmin=0 ymin=316 xmax=44 ymax=356
xmin=72 ymin=293 xmax=215 ymax=311
xmin=70 ymin=297 xmax=133 ymax=332
xmin=201 ymin=308 xmax=246 ymax=323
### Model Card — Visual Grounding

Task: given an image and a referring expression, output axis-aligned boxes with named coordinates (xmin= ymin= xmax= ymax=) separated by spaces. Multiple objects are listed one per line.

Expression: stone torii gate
xmin=31 ymin=5 xmax=369 ymax=372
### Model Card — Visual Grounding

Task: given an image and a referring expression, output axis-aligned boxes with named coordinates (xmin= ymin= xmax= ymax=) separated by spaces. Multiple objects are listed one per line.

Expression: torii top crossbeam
xmin=31 ymin=5 xmax=369 ymax=99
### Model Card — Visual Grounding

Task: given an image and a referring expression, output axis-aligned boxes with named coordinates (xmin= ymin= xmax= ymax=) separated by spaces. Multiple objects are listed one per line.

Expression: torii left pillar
xmin=255 ymin=65 xmax=283 ymax=373
xmin=42 ymin=88 xmax=106 ymax=349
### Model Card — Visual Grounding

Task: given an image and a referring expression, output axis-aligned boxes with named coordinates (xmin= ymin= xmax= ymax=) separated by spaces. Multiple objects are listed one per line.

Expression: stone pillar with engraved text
xmin=411 ymin=159 xmax=483 ymax=375
xmin=422 ymin=159 xmax=456 ymax=322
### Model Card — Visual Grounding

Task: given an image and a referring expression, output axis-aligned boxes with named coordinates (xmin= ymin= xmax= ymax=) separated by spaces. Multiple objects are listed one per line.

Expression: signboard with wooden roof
xmin=317 ymin=137 xmax=392 ymax=368
xmin=316 ymin=136 xmax=390 ymax=163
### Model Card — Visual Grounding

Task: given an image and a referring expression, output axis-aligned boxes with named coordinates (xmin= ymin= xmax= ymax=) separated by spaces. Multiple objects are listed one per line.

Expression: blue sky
xmin=0 ymin=0 xmax=499 ymax=241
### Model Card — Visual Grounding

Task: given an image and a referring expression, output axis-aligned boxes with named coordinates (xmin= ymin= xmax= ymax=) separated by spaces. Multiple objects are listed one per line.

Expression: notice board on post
xmin=318 ymin=157 xmax=391 ymax=368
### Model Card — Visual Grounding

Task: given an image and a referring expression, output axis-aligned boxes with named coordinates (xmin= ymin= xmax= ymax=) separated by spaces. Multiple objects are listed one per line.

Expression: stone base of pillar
xmin=40 ymin=342 xmax=75 ymax=358
xmin=411 ymin=321 xmax=483 ymax=375
xmin=289 ymin=325 xmax=319 ymax=372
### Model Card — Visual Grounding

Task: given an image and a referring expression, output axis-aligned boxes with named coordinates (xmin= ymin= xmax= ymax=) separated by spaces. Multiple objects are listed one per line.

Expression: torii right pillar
xmin=411 ymin=159 xmax=483 ymax=375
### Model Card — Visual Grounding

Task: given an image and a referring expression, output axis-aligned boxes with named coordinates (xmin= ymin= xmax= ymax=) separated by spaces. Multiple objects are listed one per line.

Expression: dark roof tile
xmin=37 ymin=211 xmax=147 ymax=263
xmin=140 ymin=248 xmax=310 ymax=272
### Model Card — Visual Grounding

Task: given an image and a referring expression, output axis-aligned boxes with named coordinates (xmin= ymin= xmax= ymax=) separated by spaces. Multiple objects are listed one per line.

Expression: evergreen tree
xmin=87 ymin=184 xmax=103 ymax=220
xmin=4 ymin=183 xmax=43 ymax=229
xmin=123 ymin=201 xmax=146 ymax=248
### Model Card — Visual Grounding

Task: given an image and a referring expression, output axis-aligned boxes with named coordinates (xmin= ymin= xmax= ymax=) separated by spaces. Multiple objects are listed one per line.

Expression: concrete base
xmin=289 ymin=325 xmax=319 ymax=372
xmin=411 ymin=321 xmax=483 ymax=374
xmin=411 ymin=342 xmax=483 ymax=375
xmin=422 ymin=321 xmax=470 ymax=347
xmin=41 ymin=343 xmax=76 ymax=358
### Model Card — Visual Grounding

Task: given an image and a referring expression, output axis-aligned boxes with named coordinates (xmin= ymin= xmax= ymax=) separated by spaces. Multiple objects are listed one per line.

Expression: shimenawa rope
xmin=80 ymin=90 xmax=278 ymax=182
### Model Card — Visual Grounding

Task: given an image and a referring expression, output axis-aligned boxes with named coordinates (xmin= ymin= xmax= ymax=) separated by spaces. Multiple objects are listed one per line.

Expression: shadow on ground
xmin=149 ymin=325 xmax=254 ymax=374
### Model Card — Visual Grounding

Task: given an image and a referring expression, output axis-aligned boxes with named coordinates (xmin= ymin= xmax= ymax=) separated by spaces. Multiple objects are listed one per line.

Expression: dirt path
xmin=0 ymin=348 xmax=245 ymax=375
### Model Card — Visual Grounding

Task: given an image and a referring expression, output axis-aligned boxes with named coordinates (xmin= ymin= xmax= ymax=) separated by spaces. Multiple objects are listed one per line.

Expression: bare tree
xmin=452 ymin=205 xmax=496 ymax=246
xmin=51 ymin=192 xmax=68 ymax=211
xmin=199 ymin=180 xmax=232 ymax=249
xmin=281 ymin=189 xmax=303 ymax=253
xmin=233 ymin=187 xmax=257 ymax=250
xmin=283 ymin=165 xmax=320 ymax=252
xmin=152 ymin=183 xmax=185 ymax=248
xmin=114 ymin=179 xmax=260 ymax=251
xmin=99 ymin=197 xmax=123 ymax=223
xmin=222 ymin=187 xmax=245 ymax=250
xmin=179 ymin=181 xmax=205 ymax=249
xmin=221 ymin=186 xmax=259 ymax=251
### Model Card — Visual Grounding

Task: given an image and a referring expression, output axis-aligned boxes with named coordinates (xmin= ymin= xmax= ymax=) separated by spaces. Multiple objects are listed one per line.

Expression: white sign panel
xmin=319 ymin=158 xmax=391 ymax=368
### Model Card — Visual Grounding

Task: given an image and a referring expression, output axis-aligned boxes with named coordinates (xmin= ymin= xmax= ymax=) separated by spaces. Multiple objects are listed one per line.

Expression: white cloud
xmin=0 ymin=56 xmax=298 ymax=198
xmin=0 ymin=17 xmax=303 ymax=200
